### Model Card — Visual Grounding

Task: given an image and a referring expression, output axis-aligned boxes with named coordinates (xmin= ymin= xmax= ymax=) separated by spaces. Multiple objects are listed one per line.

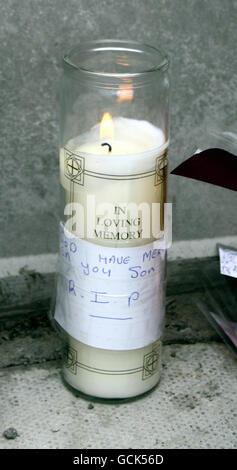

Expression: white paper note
xmin=55 ymin=223 xmax=166 ymax=350
xmin=219 ymin=245 xmax=237 ymax=279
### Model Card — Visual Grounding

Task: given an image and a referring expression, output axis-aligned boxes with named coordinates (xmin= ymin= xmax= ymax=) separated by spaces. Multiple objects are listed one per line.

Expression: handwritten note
xmin=55 ymin=223 xmax=166 ymax=350
xmin=219 ymin=245 xmax=237 ymax=279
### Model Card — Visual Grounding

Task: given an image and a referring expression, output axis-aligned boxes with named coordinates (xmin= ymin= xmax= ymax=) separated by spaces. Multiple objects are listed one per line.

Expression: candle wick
xmin=101 ymin=142 xmax=112 ymax=153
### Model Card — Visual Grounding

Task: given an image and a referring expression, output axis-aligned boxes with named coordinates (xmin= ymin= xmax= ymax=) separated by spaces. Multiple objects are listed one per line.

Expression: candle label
xmin=55 ymin=223 xmax=166 ymax=350
xmin=62 ymin=148 xmax=168 ymax=186
xmin=64 ymin=151 xmax=85 ymax=185
xmin=64 ymin=339 xmax=162 ymax=382
xmin=61 ymin=147 xmax=168 ymax=241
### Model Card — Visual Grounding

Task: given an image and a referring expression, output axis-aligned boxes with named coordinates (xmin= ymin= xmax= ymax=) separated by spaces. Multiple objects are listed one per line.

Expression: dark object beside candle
xmin=171 ymin=141 xmax=237 ymax=356
xmin=171 ymin=148 xmax=237 ymax=192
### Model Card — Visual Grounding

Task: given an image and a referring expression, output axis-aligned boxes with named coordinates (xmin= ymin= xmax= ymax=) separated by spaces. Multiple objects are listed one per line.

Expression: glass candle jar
xmin=52 ymin=40 xmax=169 ymax=400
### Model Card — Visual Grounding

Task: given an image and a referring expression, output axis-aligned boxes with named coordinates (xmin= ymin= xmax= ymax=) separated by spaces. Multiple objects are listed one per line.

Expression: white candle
xmin=56 ymin=115 xmax=168 ymax=399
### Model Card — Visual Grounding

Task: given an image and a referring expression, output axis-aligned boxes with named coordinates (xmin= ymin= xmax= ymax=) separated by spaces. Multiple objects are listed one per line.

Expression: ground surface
xmin=1 ymin=342 xmax=237 ymax=449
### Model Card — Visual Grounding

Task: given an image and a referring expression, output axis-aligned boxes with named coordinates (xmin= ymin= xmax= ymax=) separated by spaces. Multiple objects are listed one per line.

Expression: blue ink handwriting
xmin=98 ymin=254 xmax=130 ymax=265
xmin=90 ymin=291 xmax=110 ymax=304
xmin=142 ymin=249 xmax=161 ymax=262
xmin=129 ymin=265 xmax=155 ymax=279
xmin=89 ymin=315 xmax=132 ymax=320
xmin=81 ymin=262 xmax=111 ymax=278
xmin=128 ymin=291 xmax=140 ymax=307
xmin=69 ymin=279 xmax=76 ymax=296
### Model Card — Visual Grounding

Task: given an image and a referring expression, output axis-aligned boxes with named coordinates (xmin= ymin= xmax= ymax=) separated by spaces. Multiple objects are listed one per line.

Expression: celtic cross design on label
xmin=64 ymin=150 xmax=85 ymax=186
xmin=155 ymin=152 xmax=168 ymax=186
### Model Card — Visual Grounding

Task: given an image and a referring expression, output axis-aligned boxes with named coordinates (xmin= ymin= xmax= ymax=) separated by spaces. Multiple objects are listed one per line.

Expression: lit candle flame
xmin=100 ymin=112 xmax=114 ymax=140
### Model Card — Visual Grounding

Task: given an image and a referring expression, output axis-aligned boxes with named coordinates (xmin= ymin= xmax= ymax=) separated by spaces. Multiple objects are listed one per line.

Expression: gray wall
xmin=1 ymin=0 xmax=236 ymax=257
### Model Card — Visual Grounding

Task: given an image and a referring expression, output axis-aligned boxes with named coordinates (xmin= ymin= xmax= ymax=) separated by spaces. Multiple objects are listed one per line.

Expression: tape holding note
xmin=55 ymin=223 xmax=166 ymax=350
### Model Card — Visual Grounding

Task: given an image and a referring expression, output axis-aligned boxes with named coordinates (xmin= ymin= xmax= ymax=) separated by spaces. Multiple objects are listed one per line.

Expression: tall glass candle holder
xmin=52 ymin=40 xmax=169 ymax=400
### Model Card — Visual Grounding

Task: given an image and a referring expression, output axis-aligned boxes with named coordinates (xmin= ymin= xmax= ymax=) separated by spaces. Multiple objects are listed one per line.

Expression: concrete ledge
xmin=0 ymin=290 xmax=221 ymax=369
xmin=0 ymin=257 xmax=222 ymax=321
xmin=1 ymin=342 xmax=237 ymax=449
xmin=1 ymin=256 xmax=229 ymax=368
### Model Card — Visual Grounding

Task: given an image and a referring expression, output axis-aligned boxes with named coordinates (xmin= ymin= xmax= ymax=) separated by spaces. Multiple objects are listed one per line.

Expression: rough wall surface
xmin=1 ymin=0 xmax=236 ymax=256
